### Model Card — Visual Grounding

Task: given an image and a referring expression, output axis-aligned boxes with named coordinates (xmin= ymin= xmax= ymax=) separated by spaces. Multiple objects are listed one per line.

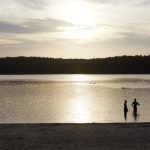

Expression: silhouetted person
xmin=124 ymin=100 xmax=128 ymax=120
xmin=132 ymin=98 xmax=140 ymax=121
xmin=132 ymin=98 xmax=140 ymax=114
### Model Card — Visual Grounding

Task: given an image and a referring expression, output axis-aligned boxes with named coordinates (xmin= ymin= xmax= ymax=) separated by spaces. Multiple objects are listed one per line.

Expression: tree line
xmin=0 ymin=55 xmax=149 ymax=74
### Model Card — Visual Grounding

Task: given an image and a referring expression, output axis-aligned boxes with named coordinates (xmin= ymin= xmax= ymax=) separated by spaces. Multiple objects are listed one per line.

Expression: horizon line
xmin=1 ymin=55 xmax=150 ymax=59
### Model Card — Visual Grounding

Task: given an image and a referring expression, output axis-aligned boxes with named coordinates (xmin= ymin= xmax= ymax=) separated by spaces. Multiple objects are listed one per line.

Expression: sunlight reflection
xmin=72 ymin=74 xmax=88 ymax=82
xmin=71 ymin=98 xmax=90 ymax=123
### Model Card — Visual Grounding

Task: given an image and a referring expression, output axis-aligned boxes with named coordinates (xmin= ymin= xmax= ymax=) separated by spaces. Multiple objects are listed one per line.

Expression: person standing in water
xmin=132 ymin=98 xmax=140 ymax=114
xmin=124 ymin=100 xmax=128 ymax=119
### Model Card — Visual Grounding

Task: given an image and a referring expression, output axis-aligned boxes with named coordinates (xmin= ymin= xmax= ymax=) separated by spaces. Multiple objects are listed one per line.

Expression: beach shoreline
xmin=0 ymin=123 xmax=150 ymax=150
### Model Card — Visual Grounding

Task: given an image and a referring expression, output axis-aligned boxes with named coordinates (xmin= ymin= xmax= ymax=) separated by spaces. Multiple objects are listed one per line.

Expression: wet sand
xmin=0 ymin=123 xmax=150 ymax=150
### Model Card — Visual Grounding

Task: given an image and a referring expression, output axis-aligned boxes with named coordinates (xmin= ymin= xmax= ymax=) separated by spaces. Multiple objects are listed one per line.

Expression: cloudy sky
xmin=0 ymin=0 xmax=150 ymax=58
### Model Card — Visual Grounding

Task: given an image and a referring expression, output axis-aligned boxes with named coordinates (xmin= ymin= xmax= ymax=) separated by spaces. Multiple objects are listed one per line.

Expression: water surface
xmin=0 ymin=74 xmax=149 ymax=123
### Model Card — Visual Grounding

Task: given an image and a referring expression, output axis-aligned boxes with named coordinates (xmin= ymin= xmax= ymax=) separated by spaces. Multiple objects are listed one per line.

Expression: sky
xmin=0 ymin=0 xmax=150 ymax=58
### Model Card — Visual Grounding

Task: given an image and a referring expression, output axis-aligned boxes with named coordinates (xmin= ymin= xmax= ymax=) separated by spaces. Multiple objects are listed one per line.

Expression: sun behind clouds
xmin=58 ymin=1 xmax=100 ymax=40
xmin=62 ymin=2 xmax=94 ymax=26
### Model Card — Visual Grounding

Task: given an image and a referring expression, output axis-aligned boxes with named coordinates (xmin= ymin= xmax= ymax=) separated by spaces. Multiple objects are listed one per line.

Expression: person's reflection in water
xmin=132 ymin=98 xmax=140 ymax=121
xmin=132 ymin=111 xmax=140 ymax=121
xmin=124 ymin=100 xmax=128 ymax=120
xmin=133 ymin=111 xmax=137 ymax=120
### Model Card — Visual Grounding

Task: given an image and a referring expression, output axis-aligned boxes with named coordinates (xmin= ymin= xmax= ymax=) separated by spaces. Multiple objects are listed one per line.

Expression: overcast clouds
xmin=0 ymin=0 xmax=150 ymax=58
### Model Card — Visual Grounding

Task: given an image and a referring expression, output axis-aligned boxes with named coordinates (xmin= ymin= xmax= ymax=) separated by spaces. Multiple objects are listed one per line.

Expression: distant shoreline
xmin=0 ymin=123 xmax=150 ymax=150
xmin=0 ymin=56 xmax=150 ymax=74
xmin=0 ymin=73 xmax=150 ymax=74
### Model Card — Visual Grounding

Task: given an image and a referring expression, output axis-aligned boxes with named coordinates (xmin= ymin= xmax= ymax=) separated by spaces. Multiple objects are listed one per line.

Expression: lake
xmin=0 ymin=74 xmax=150 ymax=123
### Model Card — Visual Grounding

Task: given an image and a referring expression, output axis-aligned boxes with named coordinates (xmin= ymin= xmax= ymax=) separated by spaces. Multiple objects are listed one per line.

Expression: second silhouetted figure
xmin=132 ymin=98 xmax=140 ymax=113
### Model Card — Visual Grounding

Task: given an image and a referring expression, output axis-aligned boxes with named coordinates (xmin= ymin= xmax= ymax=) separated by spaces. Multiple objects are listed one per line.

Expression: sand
xmin=0 ymin=123 xmax=150 ymax=150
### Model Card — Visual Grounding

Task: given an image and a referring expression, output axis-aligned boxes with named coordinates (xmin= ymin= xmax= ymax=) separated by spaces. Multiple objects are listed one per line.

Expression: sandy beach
xmin=0 ymin=123 xmax=150 ymax=150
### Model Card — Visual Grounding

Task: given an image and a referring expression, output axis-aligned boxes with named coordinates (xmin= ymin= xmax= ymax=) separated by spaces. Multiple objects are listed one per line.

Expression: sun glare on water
xmin=71 ymin=98 xmax=91 ymax=123
xmin=72 ymin=74 xmax=89 ymax=82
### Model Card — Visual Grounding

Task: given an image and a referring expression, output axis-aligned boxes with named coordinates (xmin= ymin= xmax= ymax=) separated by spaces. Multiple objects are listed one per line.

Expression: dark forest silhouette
xmin=0 ymin=55 xmax=150 ymax=74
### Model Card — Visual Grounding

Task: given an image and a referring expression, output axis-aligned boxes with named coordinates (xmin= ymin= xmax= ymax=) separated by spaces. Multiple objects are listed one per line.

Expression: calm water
xmin=0 ymin=74 xmax=150 ymax=123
